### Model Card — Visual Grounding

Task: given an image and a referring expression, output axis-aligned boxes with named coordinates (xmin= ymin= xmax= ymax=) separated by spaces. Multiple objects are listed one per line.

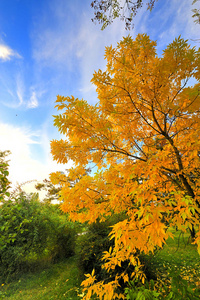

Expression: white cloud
xmin=0 ymin=44 xmax=21 ymax=61
xmin=0 ymin=122 xmax=71 ymax=192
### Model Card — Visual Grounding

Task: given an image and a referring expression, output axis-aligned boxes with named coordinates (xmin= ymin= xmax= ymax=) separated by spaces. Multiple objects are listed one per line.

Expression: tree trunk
xmin=189 ymin=224 xmax=196 ymax=240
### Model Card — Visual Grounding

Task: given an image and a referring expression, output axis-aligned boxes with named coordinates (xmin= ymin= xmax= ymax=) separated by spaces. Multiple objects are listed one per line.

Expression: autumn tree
xmin=51 ymin=34 xmax=200 ymax=299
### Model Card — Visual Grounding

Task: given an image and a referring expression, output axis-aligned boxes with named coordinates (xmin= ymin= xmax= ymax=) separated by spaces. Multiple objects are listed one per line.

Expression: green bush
xmin=75 ymin=214 xmax=133 ymax=284
xmin=75 ymin=214 xmax=171 ymax=293
xmin=75 ymin=219 xmax=113 ymax=281
xmin=0 ymin=192 xmax=78 ymax=281
xmin=45 ymin=215 xmax=78 ymax=262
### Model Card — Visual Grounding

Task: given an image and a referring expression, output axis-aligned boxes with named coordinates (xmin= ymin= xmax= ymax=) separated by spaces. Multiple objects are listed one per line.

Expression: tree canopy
xmin=51 ymin=34 xmax=200 ymax=299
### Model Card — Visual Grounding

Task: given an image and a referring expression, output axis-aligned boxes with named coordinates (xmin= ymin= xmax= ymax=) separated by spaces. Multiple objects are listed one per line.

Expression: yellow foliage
xmin=51 ymin=34 xmax=200 ymax=299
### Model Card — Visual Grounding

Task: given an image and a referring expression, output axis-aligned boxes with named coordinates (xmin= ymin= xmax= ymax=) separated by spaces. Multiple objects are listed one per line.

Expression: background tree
xmin=35 ymin=178 xmax=61 ymax=203
xmin=51 ymin=34 xmax=200 ymax=299
xmin=192 ymin=0 xmax=200 ymax=24
xmin=91 ymin=0 xmax=200 ymax=29
xmin=91 ymin=0 xmax=157 ymax=29
xmin=0 ymin=150 xmax=11 ymax=202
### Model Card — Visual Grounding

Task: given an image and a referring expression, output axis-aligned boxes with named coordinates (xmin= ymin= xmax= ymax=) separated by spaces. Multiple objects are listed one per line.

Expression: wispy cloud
xmin=0 ymin=44 xmax=21 ymax=61
xmin=16 ymin=74 xmax=24 ymax=106
xmin=73 ymin=12 xmax=130 ymax=103
xmin=1 ymin=74 xmax=41 ymax=109
xmin=147 ymin=0 xmax=200 ymax=53
xmin=32 ymin=1 xmax=76 ymax=70
xmin=31 ymin=0 xmax=129 ymax=103
xmin=27 ymin=90 xmax=39 ymax=108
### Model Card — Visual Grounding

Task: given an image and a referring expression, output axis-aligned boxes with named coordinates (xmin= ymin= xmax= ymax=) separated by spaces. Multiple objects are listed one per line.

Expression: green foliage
xmin=1 ymin=229 xmax=199 ymax=300
xmin=46 ymin=214 xmax=78 ymax=262
xmin=0 ymin=150 xmax=11 ymax=202
xmin=165 ymin=271 xmax=200 ymax=299
xmin=125 ymin=280 xmax=160 ymax=300
xmin=125 ymin=272 xmax=200 ymax=300
xmin=0 ymin=192 xmax=78 ymax=282
xmin=75 ymin=219 xmax=114 ymax=281
xmin=75 ymin=214 xmax=150 ymax=286
xmin=124 ymin=231 xmax=200 ymax=300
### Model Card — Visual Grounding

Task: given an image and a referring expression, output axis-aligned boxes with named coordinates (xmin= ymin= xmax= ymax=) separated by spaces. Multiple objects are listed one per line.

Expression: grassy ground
xmin=148 ymin=230 xmax=200 ymax=291
xmin=0 ymin=230 xmax=199 ymax=299
xmin=0 ymin=257 xmax=82 ymax=300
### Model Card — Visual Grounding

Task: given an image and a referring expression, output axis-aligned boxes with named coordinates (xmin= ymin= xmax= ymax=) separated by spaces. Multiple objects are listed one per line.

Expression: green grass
xmin=0 ymin=257 xmax=82 ymax=300
xmin=148 ymin=230 xmax=200 ymax=291
xmin=0 ymin=230 xmax=199 ymax=299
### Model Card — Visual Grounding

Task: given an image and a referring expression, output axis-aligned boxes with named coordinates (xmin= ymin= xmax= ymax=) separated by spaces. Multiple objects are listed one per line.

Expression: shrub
xmin=75 ymin=219 xmax=113 ymax=281
xmin=0 ymin=192 xmax=78 ymax=281
xmin=75 ymin=213 xmax=137 ymax=285
xmin=76 ymin=214 xmax=168 ymax=293
xmin=46 ymin=216 xmax=78 ymax=262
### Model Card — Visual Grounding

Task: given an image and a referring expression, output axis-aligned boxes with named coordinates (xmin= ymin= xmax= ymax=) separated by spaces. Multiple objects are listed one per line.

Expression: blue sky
xmin=0 ymin=0 xmax=199 ymax=191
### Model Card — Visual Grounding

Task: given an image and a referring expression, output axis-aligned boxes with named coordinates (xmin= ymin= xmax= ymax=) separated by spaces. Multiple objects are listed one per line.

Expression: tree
xmin=35 ymin=178 xmax=61 ymax=203
xmin=51 ymin=34 xmax=200 ymax=299
xmin=192 ymin=0 xmax=200 ymax=24
xmin=91 ymin=0 xmax=157 ymax=29
xmin=0 ymin=150 xmax=11 ymax=202
xmin=91 ymin=0 xmax=200 ymax=30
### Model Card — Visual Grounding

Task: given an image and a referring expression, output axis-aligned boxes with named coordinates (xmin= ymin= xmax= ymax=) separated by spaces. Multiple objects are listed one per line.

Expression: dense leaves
xmin=51 ymin=34 xmax=200 ymax=299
